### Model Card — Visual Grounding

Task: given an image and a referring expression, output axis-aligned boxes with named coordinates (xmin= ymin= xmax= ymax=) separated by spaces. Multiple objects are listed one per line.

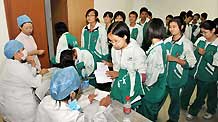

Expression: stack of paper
xmin=94 ymin=89 xmax=110 ymax=101
xmin=94 ymin=62 xmax=112 ymax=84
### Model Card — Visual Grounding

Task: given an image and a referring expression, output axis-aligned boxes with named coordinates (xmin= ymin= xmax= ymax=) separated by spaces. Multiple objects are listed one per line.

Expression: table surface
xmin=40 ymin=68 xmax=151 ymax=122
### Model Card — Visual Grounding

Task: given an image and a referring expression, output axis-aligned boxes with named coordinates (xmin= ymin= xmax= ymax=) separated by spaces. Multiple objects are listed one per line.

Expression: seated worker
xmin=51 ymin=22 xmax=79 ymax=65
xmin=0 ymin=40 xmax=48 ymax=122
xmin=35 ymin=66 xmax=111 ymax=122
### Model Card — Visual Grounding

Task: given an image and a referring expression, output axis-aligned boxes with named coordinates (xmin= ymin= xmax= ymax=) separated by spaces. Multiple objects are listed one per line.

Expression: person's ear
xmin=212 ymin=28 xmax=216 ymax=33
xmin=123 ymin=35 xmax=127 ymax=40
xmin=70 ymin=92 xmax=76 ymax=100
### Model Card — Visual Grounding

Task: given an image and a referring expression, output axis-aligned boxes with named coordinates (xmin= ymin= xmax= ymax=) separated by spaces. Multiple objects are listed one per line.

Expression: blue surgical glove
xmin=68 ymin=100 xmax=81 ymax=111
xmin=80 ymin=80 xmax=89 ymax=90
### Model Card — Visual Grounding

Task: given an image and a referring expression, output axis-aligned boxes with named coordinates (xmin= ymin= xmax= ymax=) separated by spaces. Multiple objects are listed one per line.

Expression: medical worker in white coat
xmin=35 ymin=66 xmax=111 ymax=122
xmin=0 ymin=40 xmax=47 ymax=122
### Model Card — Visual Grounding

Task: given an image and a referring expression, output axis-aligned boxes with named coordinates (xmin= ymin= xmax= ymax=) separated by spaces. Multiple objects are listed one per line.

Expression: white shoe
xmin=186 ymin=113 xmax=194 ymax=121
xmin=203 ymin=112 xmax=213 ymax=120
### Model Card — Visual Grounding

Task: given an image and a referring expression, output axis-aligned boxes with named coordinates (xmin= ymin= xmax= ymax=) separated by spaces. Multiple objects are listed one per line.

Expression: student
xmin=103 ymin=11 xmax=113 ymax=31
xmin=137 ymin=18 xmax=167 ymax=121
xmin=106 ymin=22 xmax=146 ymax=109
xmin=128 ymin=11 xmax=143 ymax=46
xmin=35 ymin=66 xmax=111 ymax=122
xmin=200 ymin=12 xmax=208 ymax=24
xmin=52 ymin=22 xmax=79 ymax=64
xmin=214 ymin=18 xmax=218 ymax=36
xmin=165 ymin=15 xmax=173 ymax=37
xmin=191 ymin=13 xmax=201 ymax=43
xmin=179 ymin=11 xmax=186 ymax=21
xmin=138 ymin=7 xmax=151 ymax=52
xmin=15 ymin=14 xmax=45 ymax=70
xmin=81 ymin=9 xmax=109 ymax=62
xmin=113 ymin=11 xmax=126 ymax=22
xmin=164 ymin=16 xmax=196 ymax=122
xmin=0 ymin=40 xmax=48 ymax=122
xmin=147 ymin=11 xmax=152 ymax=20
xmin=183 ymin=20 xmax=218 ymax=120
xmin=184 ymin=13 xmax=193 ymax=40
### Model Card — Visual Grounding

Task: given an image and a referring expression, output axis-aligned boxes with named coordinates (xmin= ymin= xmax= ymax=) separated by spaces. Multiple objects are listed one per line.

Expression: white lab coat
xmin=74 ymin=47 xmax=95 ymax=76
xmin=111 ymin=39 xmax=146 ymax=100
xmin=0 ymin=59 xmax=42 ymax=122
xmin=16 ymin=32 xmax=41 ymax=70
xmin=128 ymin=24 xmax=143 ymax=46
xmin=35 ymin=95 xmax=108 ymax=122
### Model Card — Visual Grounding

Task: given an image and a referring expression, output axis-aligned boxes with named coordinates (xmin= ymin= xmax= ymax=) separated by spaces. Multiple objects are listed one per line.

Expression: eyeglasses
xmin=87 ymin=14 xmax=96 ymax=17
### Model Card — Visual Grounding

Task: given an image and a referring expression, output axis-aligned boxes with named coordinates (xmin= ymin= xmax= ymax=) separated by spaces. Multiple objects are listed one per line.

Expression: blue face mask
xmin=68 ymin=99 xmax=81 ymax=111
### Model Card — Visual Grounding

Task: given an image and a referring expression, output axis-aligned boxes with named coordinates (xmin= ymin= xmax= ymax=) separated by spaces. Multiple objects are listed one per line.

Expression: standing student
xmin=183 ymin=20 xmax=218 ymax=120
xmin=137 ymin=18 xmax=168 ymax=121
xmin=16 ymin=14 xmax=45 ymax=70
xmin=128 ymin=11 xmax=143 ymax=46
xmin=81 ymin=9 xmax=109 ymax=62
xmin=103 ymin=11 xmax=113 ymax=31
xmin=0 ymin=40 xmax=48 ymax=122
xmin=106 ymin=22 xmax=146 ymax=109
xmin=200 ymin=12 xmax=208 ymax=24
xmin=52 ymin=22 xmax=79 ymax=64
xmin=191 ymin=13 xmax=201 ymax=43
xmin=113 ymin=11 xmax=126 ymax=22
xmin=35 ymin=66 xmax=111 ymax=122
xmin=165 ymin=15 xmax=173 ymax=37
xmin=184 ymin=13 xmax=193 ymax=40
xmin=138 ymin=7 xmax=151 ymax=52
xmin=164 ymin=16 xmax=196 ymax=122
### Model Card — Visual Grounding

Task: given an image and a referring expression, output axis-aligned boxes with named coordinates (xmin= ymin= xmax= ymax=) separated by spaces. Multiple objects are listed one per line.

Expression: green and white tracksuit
xmin=110 ymin=40 xmax=146 ymax=109
xmin=183 ymin=36 xmax=218 ymax=116
xmin=54 ymin=32 xmax=79 ymax=64
xmin=138 ymin=19 xmax=150 ymax=52
xmin=137 ymin=40 xmax=168 ymax=121
xmin=164 ymin=35 xmax=196 ymax=122
xmin=73 ymin=47 xmax=96 ymax=78
xmin=81 ymin=22 xmax=109 ymax=62
xmin=128 ymin=24 xmax=143 ymax=46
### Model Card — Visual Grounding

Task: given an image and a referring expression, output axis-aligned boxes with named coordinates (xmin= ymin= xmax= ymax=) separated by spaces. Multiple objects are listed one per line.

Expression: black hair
xmin=148 ymin=11 xmax=152 ymax=18
xmin=201 ymin=12 xmax=208 ymax=20
xmin=200 ymin=20 xmax=216 ymax=31
xmin=214 ymin=18 xmax=218 ymax=34
xmin=186 ymin=13 xmax=193 ymax=18
xmin=129 ymin=11 xmax=138 ymax=19
xmin=56 ymin=88 xmax=80 ymax=107
xmin=170 ymin=16 xmax=186 ymax=33
xmin=103 ymin=11 xmax=113 ymax=18
xmin=187 ymin=10 xmax=193 ymax=16
xmin=55 ymin=22 xmax=68 ymax=37
xmin=140 ymin=7 xmax=148 ymax=14
xmin=166 ymin=15 xmax=173 ymax=19
xmin=59 ymin=50 xmax=75 ymax=68
xmin=107 ymin=21 xmax=130 ymax=44
xmin=113 ymin=11 xmax=126 ymax=22
xmin=194 ymin=13 xmax=200 ymax=18
xmin=20 ymin=22 xmax=32 ymax=28
xmin=179 ymin=11 xmax=186 ymax=20
xmin=85 ymin=8 xmax=99 ymax=22
xmin=146 ymin=18 xmax=165 ymax=41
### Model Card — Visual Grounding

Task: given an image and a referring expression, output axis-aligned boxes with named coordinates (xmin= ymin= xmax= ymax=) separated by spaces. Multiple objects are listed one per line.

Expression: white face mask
xmin=21 ymin=49 xmax=28 ymax=60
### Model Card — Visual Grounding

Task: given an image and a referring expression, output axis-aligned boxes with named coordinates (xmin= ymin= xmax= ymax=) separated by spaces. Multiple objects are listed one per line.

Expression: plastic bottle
xmin=123 ymin=96 xmax=131 ymax=122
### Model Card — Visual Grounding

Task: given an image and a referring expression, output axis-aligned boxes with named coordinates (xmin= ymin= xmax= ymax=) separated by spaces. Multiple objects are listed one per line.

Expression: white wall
xmin=0 ymin=0 xmax=9 ymax=67
xmin=94 ymin=0 xmax=133 ymax=22
xmin=143 ymin=0 xmax=218 ymax=21
xmin=95 ymin=0 xmax=218 ymax=23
